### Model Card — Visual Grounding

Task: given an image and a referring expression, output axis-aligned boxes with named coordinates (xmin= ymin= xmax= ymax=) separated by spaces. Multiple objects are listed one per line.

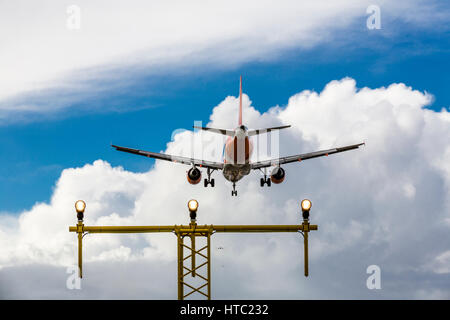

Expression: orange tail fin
xmin=239 ymin=76 xmax=243 ymax=125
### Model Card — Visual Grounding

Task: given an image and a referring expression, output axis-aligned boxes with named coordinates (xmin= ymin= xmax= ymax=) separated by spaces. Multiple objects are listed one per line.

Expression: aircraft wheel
xmin=267 ymin=179 xmax=271 ymax=187
xmin=260 ymin=178 xmax=264 ymax=187
xmin=204 ymin=179 xmax=208 ymax=187
xmin=211 ymin=179 xmax=215 ymax=187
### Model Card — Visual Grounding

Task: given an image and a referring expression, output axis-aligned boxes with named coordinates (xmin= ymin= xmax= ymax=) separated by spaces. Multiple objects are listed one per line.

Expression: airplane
xmin=112 ymin=76 xmax=364 ymax=196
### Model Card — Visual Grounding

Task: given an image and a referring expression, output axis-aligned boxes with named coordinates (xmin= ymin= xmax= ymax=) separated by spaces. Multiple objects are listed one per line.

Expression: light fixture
xmin=75 ymin=200 xmax=86 ymax=213
xmin=301 ymin=199 xmax=312 ymax=211
xmin=188 ymin=199 xmax=199 ymax=222
xmin=75 ymin=200 xmax=86 ymax=221
xmin=188 ymin=199 xmax=198 ymax=213
xmin=301 ymin=199 xmax=312 ymax=220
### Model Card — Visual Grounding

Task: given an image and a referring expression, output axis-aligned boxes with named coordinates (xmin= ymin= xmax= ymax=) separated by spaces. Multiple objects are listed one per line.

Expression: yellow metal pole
xmin=207 ymin=231 xmax=211 ymax=300
xmin=300 ymin=219 xmax=317 ymax=277
xmin=77 ymin=221 xmax=83 ymax=278
xmin=69 ymin=224 xmax=316 ymax=234
xmin=177 ymin=231 xmax=183 ymax=300
xmin=304 ymin=229 xmax=308 ymax=277
xmin=69 ymin=225 xmax=177 ymax=233
xmin=191 ymin=225 xmax=196 ymax=278
xmin=78 ymin=232 xmax=82 ymax=278
xmin=212 ymin=225 xmax=303 ymax=232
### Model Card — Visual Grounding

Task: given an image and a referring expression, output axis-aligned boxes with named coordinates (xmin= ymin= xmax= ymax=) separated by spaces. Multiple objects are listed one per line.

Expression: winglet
xmin=239 ymin=75 xmax=243 ymax=126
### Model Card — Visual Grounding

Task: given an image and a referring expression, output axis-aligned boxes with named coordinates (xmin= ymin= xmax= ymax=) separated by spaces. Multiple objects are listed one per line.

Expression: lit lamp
xmin=301 ymin=199 xmax=312 ymax=220
xmin=188 ymin=199 xmax=199 ymax=222
xmin=75 ymin=200 xmax=86 ymax=221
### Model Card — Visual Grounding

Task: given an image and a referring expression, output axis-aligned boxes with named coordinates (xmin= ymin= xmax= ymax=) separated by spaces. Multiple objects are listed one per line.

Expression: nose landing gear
xmin=231 ymin=182 xmax=237 ymax=196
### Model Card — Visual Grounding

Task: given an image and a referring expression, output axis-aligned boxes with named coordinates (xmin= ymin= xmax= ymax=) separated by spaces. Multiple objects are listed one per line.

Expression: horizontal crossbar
xmin=69 ymin=224 xmax=317 ymax=233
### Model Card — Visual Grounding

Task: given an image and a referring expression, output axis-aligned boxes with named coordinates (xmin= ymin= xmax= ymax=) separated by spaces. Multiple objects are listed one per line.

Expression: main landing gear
xmin=259 ymin=169 xmax=271 ymax=187
xmin=204 ymin=168 xmax=215 ymax=187
xmin=260 ymin=177 xmax=271 ymax=187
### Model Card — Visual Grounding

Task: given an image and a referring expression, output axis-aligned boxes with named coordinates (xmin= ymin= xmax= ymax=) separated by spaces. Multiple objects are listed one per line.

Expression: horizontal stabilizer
xmin=247 ymin=125 xmax=291 ymax=136
xmin=193 ymin=126 xmax=235 ymax=136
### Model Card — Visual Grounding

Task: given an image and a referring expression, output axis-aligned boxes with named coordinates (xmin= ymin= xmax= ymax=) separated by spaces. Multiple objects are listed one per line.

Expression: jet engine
xmin=270 ymin=167 xmax=285 ymax=184
xmin=187 ymin=167 xmax=202 ymax=184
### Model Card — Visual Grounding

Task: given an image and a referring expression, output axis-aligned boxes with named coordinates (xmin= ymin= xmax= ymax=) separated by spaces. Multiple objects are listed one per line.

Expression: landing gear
xmin=231 ymin=182 xmax=237 ymax=196
xmin=204 ymin=168 xmax=216 ymax=187
xmin=204 ymin=178 xmax=215 ymax=187
xmin=260 ymin=177 xmax=271 ymax=187
xmin=260 ymin=168 xmax=271 ymax=187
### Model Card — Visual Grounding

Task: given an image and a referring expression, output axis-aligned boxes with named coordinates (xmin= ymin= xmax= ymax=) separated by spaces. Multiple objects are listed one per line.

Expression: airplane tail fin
xmin=192 ymin=77 xmax=243 ymax=137
xmin=194 ymin=77 xmax=290 ymax=137
xmin=239 ymin=75 xmax=243 ymax=126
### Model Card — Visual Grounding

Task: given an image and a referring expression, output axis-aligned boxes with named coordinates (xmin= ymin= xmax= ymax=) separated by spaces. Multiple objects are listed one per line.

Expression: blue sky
xmin=1 ymin=1 xmax=450 ymax=300
xmin=1 ymin=14 xmax=449 ymax=213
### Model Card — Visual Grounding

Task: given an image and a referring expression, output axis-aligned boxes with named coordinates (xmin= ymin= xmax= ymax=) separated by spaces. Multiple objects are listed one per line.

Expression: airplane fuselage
xmin=222 ymin=125 xmax=253 ymax=183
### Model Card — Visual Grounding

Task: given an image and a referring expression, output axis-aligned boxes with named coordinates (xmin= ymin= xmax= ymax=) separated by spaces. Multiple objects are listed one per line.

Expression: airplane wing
xmin=112 ymin=145 xmax=224 ymax=170
xmin=250 ymin=142 xmax=365 ymax=170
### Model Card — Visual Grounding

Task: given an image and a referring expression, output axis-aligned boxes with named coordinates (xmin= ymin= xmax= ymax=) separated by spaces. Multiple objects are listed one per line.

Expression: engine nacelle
xmin=270 ymin=167 xmax=285 ymax=184
xmin=187 ymin=167 xmax=202 ymax=185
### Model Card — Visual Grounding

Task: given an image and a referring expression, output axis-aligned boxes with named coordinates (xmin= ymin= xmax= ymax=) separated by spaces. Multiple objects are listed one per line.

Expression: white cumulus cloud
xmin=1 ymin=78 xmax=449 ymax=299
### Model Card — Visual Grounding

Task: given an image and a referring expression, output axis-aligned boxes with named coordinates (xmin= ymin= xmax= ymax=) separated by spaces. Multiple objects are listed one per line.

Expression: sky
xmin=0 ymin=0 xmax=449 ymax=299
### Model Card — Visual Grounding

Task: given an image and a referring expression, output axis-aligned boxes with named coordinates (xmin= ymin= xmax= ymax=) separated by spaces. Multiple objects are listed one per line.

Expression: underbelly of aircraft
xmin=222 ymin=163 xmax=251 ymax=182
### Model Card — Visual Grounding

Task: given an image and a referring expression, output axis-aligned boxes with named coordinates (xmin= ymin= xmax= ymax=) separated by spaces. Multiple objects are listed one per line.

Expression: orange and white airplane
xmin=113 ymin=77 xmax=364 ymax=196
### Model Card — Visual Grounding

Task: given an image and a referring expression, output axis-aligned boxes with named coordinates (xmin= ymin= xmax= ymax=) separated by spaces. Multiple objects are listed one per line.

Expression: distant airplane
xmin=112 ymin=77 xmax=364 ymax=196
